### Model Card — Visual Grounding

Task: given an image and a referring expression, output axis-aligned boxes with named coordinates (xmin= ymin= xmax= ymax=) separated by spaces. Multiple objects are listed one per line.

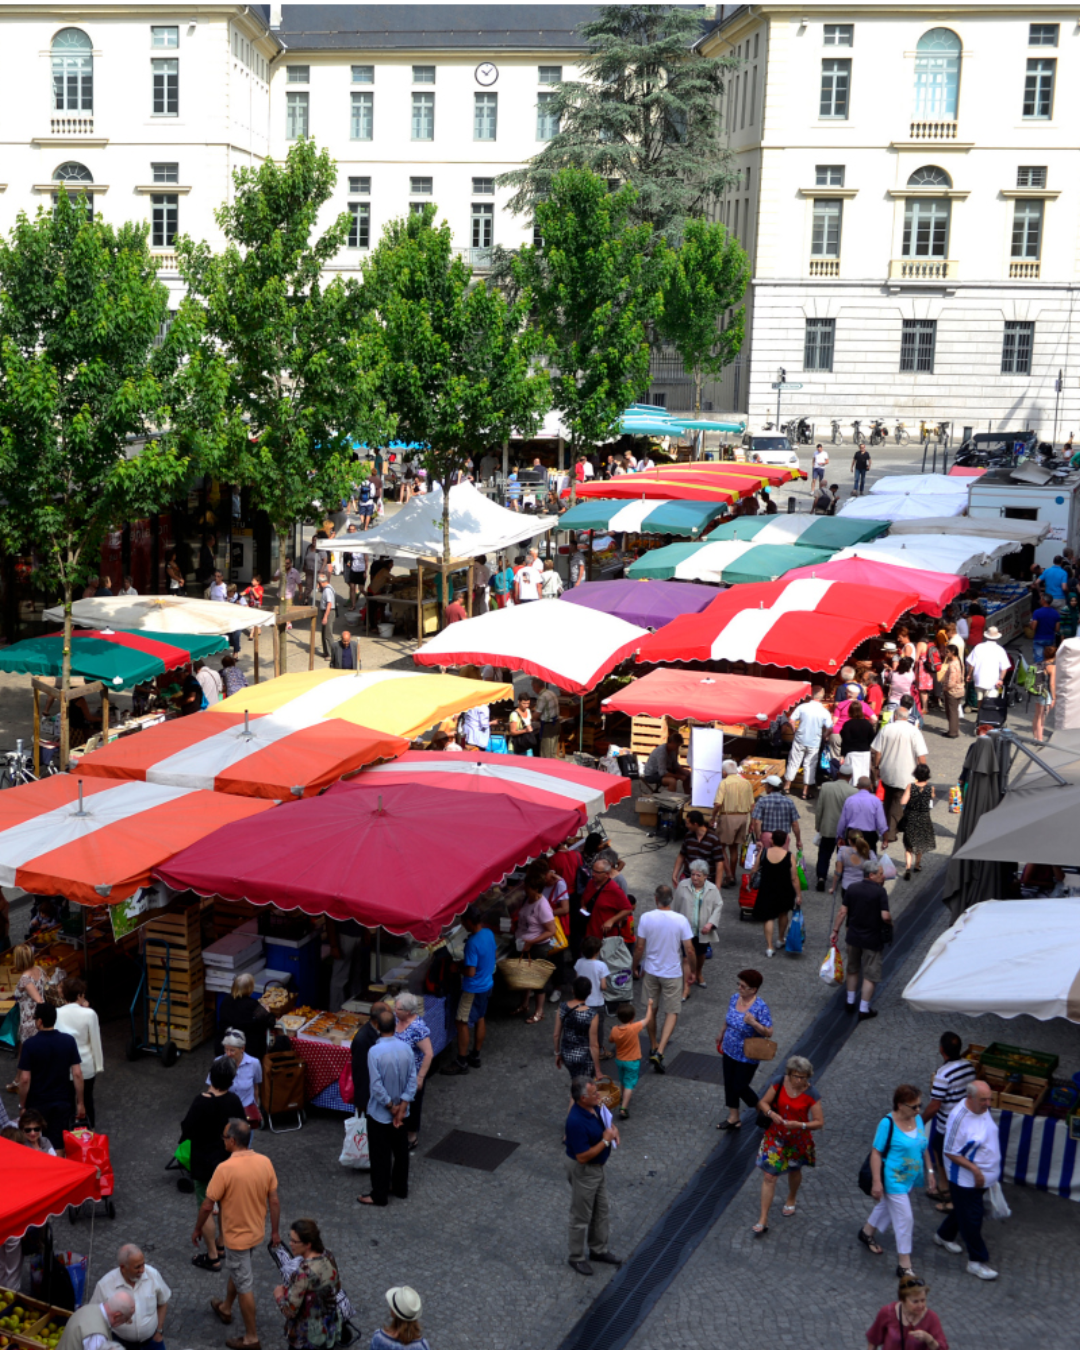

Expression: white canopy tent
xmin=888 ymin=516 xmax=1051 ymax=543
xmin=838 ymin=494 xmax=967 ymax=523
xmin=869 ymin=473 xmax=970 ymax=498
xmin=42 ymin=595 xmax=277 ymax=635
xmin=831 ymin=534 xmax=1021 ymax=577
xmin=903 ymin=898 xmax=1080 ymax=1021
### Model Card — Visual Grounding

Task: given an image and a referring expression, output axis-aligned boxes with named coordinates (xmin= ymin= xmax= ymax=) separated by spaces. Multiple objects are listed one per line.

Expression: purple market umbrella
xmin=559 ymin=578 xmax=723 ymax=631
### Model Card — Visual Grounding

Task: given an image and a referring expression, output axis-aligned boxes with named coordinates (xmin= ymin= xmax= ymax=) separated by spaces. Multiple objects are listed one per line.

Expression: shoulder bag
xmin=858 ymin=1115 xmax=894 ymax=1196
xmin=743 ymin=1036 xmax=777 ymax=1061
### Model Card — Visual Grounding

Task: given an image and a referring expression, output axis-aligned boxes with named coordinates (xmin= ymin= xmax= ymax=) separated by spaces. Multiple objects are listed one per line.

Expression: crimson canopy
xmin=603 ymin=670 xmax=811 ymax=724
xmin=156 ymin=781 xmax=583 ymax=941
xmin=0 ymin=1137 xmax=100 ymax=1242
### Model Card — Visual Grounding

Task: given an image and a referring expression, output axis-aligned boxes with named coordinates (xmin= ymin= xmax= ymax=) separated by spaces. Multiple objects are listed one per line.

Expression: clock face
xmin=475 ymin=62 xmax=498 ymax=87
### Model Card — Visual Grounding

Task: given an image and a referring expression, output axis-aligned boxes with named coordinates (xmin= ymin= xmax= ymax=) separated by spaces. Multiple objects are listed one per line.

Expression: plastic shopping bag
xmin=63 ymin=1128 xmax=113 ymax=1198
xmin=785 ymin=907 xmax=806 ymax=955
xmin=819 ymin=943 xmax=844 ymax=986
xmin=743 ymin=839 xmax=758 ymax=871
xmin=795 ymin=852 xmax=809 ymax=891
xmin=339 ymin=1111 xmax=370 ymax=1170
xmin=878 ymin=853 xmax=898 ymax=882
xmin=988 ymin=1182 xmax=1012 ymax=1221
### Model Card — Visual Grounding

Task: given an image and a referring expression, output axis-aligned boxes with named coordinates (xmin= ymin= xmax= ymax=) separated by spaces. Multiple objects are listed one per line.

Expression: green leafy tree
xmin=0 ymin=190 xmax=198 ymax=762
xmin=513 ymin=169 xmax=659 ymax=490
xmin=502 ymin=3 xmax=738 ymax=243
xmin=360 ymin=206 xmax=549 ymax=617
xmin=658 ymin=217 xmax=750 ymax=413
xmin=177 ymin=138 xmax=391 ymax=627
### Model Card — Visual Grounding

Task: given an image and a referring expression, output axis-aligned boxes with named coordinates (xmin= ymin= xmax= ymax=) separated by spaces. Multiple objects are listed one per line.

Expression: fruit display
xmin=31 ymin=1315 xmax=68 ymax=1347
xmin=0 ymin=1289 xmax=68 ymax=1347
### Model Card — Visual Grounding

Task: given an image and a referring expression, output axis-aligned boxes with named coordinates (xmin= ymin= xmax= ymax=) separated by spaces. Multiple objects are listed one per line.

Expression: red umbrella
xmin=604 ymin=670 xmax=811 ymax=724
xmin=781 ymin=556 xmax=969 ymax=616
xmin=0 ymin=1137 xmax=100 ymax=1241
xmin=157 ymin=781 xmax=583 ymax=941
xmin=358 ymin=750 xmax=631 ymax=817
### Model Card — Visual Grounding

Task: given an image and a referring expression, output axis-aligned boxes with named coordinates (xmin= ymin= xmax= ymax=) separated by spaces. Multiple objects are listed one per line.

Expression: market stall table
xmin=997 ymin=1110 xmax=1080 ymax=1202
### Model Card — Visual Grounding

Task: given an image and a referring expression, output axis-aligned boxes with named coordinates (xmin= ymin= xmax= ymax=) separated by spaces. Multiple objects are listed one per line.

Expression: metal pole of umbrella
xmin=991 ymin=729 xmax=1069 ymax=790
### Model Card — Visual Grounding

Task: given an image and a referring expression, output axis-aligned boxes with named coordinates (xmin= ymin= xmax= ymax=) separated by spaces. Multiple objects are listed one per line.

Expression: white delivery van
xmin=740 ymin=428 xmax=800 ymax=471
xmin=967 ymin=464 xmax=1080 ymax=570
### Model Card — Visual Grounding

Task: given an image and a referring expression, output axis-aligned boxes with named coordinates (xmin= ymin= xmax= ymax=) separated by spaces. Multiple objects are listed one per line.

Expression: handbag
xmin=858 ymin=1116 xmax=894 ymax=1196
xmin=743 ymin=1036 xmax=777 ymax=1061
xmin=550 ymin=920 xmax=569 ymax=952
xmin=338 ymin=1061 xmax=355 ymax=1105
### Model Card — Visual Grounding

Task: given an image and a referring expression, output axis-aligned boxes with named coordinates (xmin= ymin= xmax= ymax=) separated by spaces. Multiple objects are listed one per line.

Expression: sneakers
xmin=649 ymin=1050 xmax=665 ymax=1074
xmin=815 ymin=879 xmax=825 ymax=893
xmin=568 ymin=1259 xmax=593 ymax=1277
xmin=967 ymin=1261 xmax=998 ymax=1281
xmin=440 ymin=1058 xmax=469 ymax=1076
xmin=549 ymin=989 xmax=561 ymax=1004
xmin=589 ymin=1250 xmax=623 ymax=1267
xmin=933 ymin=1234 xmax=963 ymax=1255
xmin=467 ymin=1052 xmax=482 ymax=1069
xmin=765 ymin=948 xmax=775 ymax=958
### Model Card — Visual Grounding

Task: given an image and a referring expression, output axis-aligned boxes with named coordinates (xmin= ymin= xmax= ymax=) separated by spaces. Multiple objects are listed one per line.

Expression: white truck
xmin=966 ymin=463 xmax=1080 ymax=570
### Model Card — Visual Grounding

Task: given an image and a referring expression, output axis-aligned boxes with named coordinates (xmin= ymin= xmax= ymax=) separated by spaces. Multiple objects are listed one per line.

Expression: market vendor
xmin=642 ymin=735 xmax=690 ymax=794
xmin=215 ymin=973 xmax=274 ymax=1061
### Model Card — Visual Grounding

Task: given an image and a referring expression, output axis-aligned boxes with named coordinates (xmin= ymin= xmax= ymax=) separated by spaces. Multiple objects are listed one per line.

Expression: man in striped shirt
xmin=922 ymin=1031 xmax=977 ymax=1206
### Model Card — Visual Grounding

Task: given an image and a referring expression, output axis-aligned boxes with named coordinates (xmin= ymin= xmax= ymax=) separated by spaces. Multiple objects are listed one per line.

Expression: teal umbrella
xmin=0 ymin=629 xmax=228 ymax=689
xmin=559 ymin=498 xmax=728 ymax=538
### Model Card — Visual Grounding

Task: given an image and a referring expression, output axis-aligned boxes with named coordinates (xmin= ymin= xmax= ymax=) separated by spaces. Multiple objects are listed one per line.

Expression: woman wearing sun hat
xmin=371 ymin=1287 xmax=429 ymax=1349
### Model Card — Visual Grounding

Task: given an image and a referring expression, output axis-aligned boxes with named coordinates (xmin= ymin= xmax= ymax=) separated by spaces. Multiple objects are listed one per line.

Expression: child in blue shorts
xmin=608 ymin=999 xmax=652 ymax=1120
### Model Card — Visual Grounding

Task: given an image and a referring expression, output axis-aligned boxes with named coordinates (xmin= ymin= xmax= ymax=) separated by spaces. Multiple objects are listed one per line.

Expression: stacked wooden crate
xmin=630 ymin=715 xmax=690 ymax=763
xmin=144 ymin=908 xmax=207 ymax=1052
xmin=212 ymin=898 xmax=259 ymax=940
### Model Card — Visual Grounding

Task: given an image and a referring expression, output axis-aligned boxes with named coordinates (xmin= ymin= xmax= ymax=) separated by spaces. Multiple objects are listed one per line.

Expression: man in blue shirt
xmin=1031 ymin=600 xmax=1060 ymax=663
xmin=1041 ymin=556 xmax=1069 ymax=608
xmin=564 ymin=1077 xmax=622 ymax=1276
xmin=442 ymin=905 xmax=496 ymax=1076
xmin=358 ymin=1006 xmax=416 ymax=1208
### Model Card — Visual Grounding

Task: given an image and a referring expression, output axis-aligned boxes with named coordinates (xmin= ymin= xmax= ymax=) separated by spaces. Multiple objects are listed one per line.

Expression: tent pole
xmin=308 ymin=613 xmax=316 ymax=671
xmin=417 ymin=562 xmax=423 ymax=645
xmin=101 ymin=689 xmax=110 ymax=743
xmin=32 ymin=684 xmax=40 ymax=777
xmin=579 ymin=695 xmax=584 ymax=752
xmin=253 ymin=625 xmax=260 ymax=684
xmin=272 ymin=621 xmax=281 ymax=679
xmin=467 ymin=560 xmax=474 ymax=617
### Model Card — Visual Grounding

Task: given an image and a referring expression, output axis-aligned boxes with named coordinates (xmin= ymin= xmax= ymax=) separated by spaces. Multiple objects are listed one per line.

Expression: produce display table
xmin=997 ymin=1109 xmax=1080 ymax=1202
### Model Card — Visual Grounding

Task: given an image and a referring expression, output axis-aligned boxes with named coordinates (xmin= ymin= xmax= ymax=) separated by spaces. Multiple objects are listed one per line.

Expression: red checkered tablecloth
xmin=293 ymin=1034 xmax=351 ymax=1098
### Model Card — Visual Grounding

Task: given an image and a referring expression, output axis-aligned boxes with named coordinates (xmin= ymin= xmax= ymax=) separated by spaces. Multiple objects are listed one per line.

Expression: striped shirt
xmin=678 ymin=828 xmax=724 ymax=877
xmin=930 ymin=1057 xmax=977 ymax=1133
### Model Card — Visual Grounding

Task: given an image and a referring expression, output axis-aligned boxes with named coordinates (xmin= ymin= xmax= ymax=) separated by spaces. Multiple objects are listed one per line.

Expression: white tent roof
xmin=838 ymin=494 xmax=966 ymax=523
xmin=902 ymin=898 xmax=1080 ymax=1021
xmin=888 ymin=516 xmax=1051 ymax=543
xmin=831 ymin=534 xmax=1021 ymax=576
xmin=42 ymin=595 xmax=276 ymax=635
xmin=869 ymin=473 xmax=970 ymax=498
xmin=322 ymin=481 xmax=556 ymax=561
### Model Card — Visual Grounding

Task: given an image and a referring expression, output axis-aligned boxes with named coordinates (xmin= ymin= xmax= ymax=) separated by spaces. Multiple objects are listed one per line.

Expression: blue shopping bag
xmin=785 ymin=907 xmax=806 ymax=955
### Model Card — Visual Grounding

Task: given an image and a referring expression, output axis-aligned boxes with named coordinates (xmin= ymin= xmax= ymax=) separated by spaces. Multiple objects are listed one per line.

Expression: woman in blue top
xmin=858 ymin=1083 xmax=933 ymax=1279
xmin=717 ymin=969 xmax=773 ymax=1131
xmin=370 ymin=1285 xmax=429 ymax=1350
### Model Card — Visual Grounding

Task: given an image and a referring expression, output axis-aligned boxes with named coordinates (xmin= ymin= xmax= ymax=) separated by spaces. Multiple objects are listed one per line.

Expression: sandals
xmin=511 ymin=1004 xmax=530 ymax=1017
xmin=752 ymin=1222 xmax=769 ymax=1236
xmin=716 ymin=1119 xmax=742 ymax=1131
xmin=857 ymin=1229 xmax=884 ymax=1256
xmin=934 ymin=1201 xmax=954 ymax=1213
xmin=526 ymin=1013 xmax=544 ymax=1024
xmin=782 ymin=1203 xmax=797 ymax=1217
xmin=192 ymin=1253 xmax=221 ymax=1272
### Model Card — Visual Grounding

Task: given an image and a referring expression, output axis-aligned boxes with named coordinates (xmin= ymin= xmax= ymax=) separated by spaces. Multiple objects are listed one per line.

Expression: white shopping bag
xmin=819 ymin=944 xmax=843 ymax=986
xmin=988 ymin=1181 xmax=1011 ymax=1221
xmin=339 ymin=1110 xmax=370 ymax=1169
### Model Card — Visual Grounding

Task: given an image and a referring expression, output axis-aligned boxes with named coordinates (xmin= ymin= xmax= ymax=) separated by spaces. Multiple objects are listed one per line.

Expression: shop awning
xmin=831 ymin=535 xmax=1021 ymax=577
xmin=603 ymin=670 xmax=811 ymax=724
xmin=704 ymin=515 xmax=890 ymax=549
xmin=206 ymin=670 xmax=514 ymax=740
xmin=902 ymin=899 xmax=1080 ymax=1022
xmin=358 ymin=750 xmax=630 ymax=817
xmin=634 ymin=578 xmax=920 ymax=672
xmin=0 ymin=775 xmax=273 ymax=906
xmin=663 ymin=462 xmax=802 ymax=487
xmin=75 ymin=712 xmax=407 ymax=799
xmin=42 ymin=595 xmax=277 ymax=635
xmin=558 ymin=498 xmax=729 ymax=538
xmin=0 ymin=1138 xmax=101 ymax=1243
xmin=782 ymin=556 xmax=969 ymax=616
xmin=559 ymin=579 xmax=721 ymax=631
xmin=157 ymin=781 xmax=583 ymax=941
xmin=413 ymin=602 xmax=647 ymax=694
xmin=0 ymin=629 xmax=228 ymax=689
xmin=626 ymin=540 xmax=835 ymax=584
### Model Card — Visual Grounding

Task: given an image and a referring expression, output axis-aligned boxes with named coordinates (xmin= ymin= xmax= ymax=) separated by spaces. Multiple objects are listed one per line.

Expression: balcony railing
xmin=469 ymin=246 xmax=493 ymax=269
xmin=151 ymin=250 xmax=179 ymax=273
xmin=50 ymin=116 xmax=95 ymax=136
xmin=1009 ymin=259 xmax=1041 ymax=280
xmin=909 ymin=119 xmax=957 ymax=140
xmin=889 ymin=258 xmax=958 ymax=281
xmin=809 ymin=258 xmax=840 ymax=278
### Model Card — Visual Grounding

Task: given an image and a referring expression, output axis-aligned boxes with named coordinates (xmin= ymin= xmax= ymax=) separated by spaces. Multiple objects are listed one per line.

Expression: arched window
xmin=52 ymin=28 xmax=93 ymax=113
xmin=903 ymin=166 xmax=951 ymax=258
xmin=914 ymin=28 xmax=961 ymax=120
xmin=52 ymin=162 xmax=94 ymax=220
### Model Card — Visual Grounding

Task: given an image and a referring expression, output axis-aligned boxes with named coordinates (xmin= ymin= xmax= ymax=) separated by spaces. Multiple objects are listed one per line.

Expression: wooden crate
xmin=147 ymin=979 xmax=205 ymax=1010
xmin=145 ymin=909 xmax=202 ymax=952
xmin=147 ymin=954 xmax=204 ymax=985
xmin=630 ymin=715 xmax=689 ymax=763
xmin=213 ymin=899 xmax=259 ymax=939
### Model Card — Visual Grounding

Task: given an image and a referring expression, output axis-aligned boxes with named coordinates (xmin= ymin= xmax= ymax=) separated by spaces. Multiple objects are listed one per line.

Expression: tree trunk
xmin=277 ymin=524 xmax=291 ymax=674
xmin=59 ymin=578 xmax=73 ymax=769
xmin=694 ymin=366 xmax=702 ymax=415
xmin=440 ymin=475 xmax=452 ymax=628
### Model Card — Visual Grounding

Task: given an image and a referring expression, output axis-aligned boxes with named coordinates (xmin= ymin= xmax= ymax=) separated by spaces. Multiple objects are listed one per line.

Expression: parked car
xmin=741 ymin=428 xmax=801 ymax=471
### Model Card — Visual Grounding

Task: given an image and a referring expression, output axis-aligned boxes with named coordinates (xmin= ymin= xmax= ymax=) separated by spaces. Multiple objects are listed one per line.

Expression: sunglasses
xmin=23 ymin=1126 xmax=42 ymax=1134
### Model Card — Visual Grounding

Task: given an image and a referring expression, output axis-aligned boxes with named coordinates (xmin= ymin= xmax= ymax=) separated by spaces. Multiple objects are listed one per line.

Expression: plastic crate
xmin=981 ymin=1042 xmax=1058 ymax=1081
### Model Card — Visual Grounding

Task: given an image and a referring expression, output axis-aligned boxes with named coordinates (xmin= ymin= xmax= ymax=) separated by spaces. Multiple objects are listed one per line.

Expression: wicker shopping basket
xmin=497 ymin=957 xmax=556 ymax=990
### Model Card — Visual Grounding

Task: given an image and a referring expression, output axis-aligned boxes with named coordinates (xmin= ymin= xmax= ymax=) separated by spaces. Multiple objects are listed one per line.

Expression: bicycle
xmin=894 ymin=421 xmax=910 ymax=446
xmin=830 ymin=419 xmax=844 ymax=446
xmin=0 ymin=739 xmax=38 ymax=790
xmin=869 ymin=419 xmax=888 ymax=447
xmin=851 ymin=419 xmax=864 ymax=444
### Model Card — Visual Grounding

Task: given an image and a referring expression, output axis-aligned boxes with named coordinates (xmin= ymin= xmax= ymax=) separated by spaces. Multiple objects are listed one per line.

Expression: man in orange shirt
xmin=195 ymin=1119 xmax=280 ymax=1350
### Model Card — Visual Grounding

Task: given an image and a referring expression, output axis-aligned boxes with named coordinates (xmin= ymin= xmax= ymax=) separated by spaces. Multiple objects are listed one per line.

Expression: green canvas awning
xmin=627 ymin=539 xmax=836 ymax=584
xmin=705 ymin=515 xmax=891 ymax=549
xmin=0 ymin=629 xmax=228 ymax=689
xmin=559 ymin=497 xmax=728 ymax=538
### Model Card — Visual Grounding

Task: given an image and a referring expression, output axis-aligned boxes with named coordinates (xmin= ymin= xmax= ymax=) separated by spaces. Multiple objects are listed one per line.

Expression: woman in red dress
xmin=752 ymin=1054 xmax=824 ymax=1235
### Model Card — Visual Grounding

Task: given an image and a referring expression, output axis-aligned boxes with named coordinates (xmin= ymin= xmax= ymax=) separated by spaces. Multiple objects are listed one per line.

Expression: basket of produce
xmin=981 ymin=1043 xmax=1058 ymax=1081
xmin=497 ymin=957 xmax=556 ymax=991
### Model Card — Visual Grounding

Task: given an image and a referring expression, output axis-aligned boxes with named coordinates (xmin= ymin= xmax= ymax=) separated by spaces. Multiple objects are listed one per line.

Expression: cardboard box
xmin=633 ymin=798 xmax=658 ymax=827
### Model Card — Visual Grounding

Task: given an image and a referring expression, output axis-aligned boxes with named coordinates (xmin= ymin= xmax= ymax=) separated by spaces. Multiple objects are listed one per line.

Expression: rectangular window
xmin=741 ymin=67 xmax=749 ymax=127
xmin=348 ymin=176 xmax=370 ymax=195
xmin=823 ymin=24 xmax=854 ymax=46
xmin=53 ymin=48 xmax=92 ymax=111
xmin=152 ymin=58 xmax=178 ymax=116
xmin=409 ymin=176 xmax=433 ymax=195
xmin=151 ymin=194 xmax=178 ymax=248
xmin=412 ymin=91 xmax=434 ymax=140
xmin=754 ymin=32 xmax=760 ymax=58
xmin=151 ymin=25 xmax=178 ymax=48
xmin=903 ymin=198 xmax=950 ymax=257
xmin=804 ymin=318 xmax=836 ymax=372
xmin=537 ymin=91 xmax=560 ymax=141
xmin=1017 ymin=165 xmax=1048 ymax=188
xmin=1011 ymin=199 xmax=1044 ymax=258
xmin=1023 ymin=58 xmax=1055 ymax=118
xmin=348 ymin=203 xmax=370 ymax=250
xmin=538 ymin=65 xmax=562 ymax=85
xmin=471 ymin=203 xmax=494 ymax=265
xmin=811 ymin=199 xmax=842 ymax=256
xmin=1002 ymin=321 xmax=1034 ymax=375
xmin=733 ymin=198 xmax=740 ymax=239
xmin=900 ymin=319 xmax=937 ymax=374
xmin=472 ymin=177 xmax=494 ymax=195
xmin=410 ymin=203 xmax=426 ymax=216
xmin=474 ymin=92 xmax=498 ymax=140
xmin=820 ymin=59 xmax=851 ymax=118
xmin=413 ymin=65 xmax=435 ymax=84
xmin=286 ymin=91 xmax=309 ymax=140
xmin=750 ymin=67 xmax=757 ymax=125
xmin=152 ymin=162 xmax=179 ymax=184
xmin=351 ymin=91 xmax=373 ymax=140
xmin=351 ymin=65 xmax=374 ymax=83
xmin=1029 ymin=23 xmax=1059 ymax=46
xmin=815 ymin=164 xmax=845 ymax=187
xmin=286 ymin=65 xmax=310 ymax=83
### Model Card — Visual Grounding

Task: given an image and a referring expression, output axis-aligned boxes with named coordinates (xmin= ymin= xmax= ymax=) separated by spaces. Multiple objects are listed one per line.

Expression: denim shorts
xmin=456 ymin=990 xmax=490 ymax=1025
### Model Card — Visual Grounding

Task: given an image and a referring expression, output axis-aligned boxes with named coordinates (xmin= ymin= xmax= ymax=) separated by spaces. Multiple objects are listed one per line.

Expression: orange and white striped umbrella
xmin=0 ymin=775 xmax=273 ymax=906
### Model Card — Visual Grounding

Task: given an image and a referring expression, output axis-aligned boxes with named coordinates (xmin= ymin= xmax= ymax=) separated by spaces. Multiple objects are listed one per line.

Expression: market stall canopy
xmin=567 ymin=471 xmax=766 ymax=504
xmin=41 ymin=595 xmax=276 ymax=635
xmin=206 ymin=669 xmax=514 ymax=740
xmin=558 ymin=498 xmax=729 ymax=538
xmin=662 ymin=462 xmax=802 ymax=487
xmin=902 ymin=898 xmax=1080 ymax=1022
xmin=704 ymin=515 xmax=890 ymax=549
xmin=321 ymin=481 xmax=555 ymax=560
xmin=782 ymin=556 xmax=968 ymax=616
xmin=831 ymin=535 xmax=1021 ymax=577
xmin=634 ymin=578 xmax=919 ymax=672
xmin=0 ymin=1137 xmax=100 ymax=1242
xmin=951 ymin=772 xmax=1080 ymax=868
xmin=838 ymin=493 xmax=967 ymax=523
xmin=74 ymin=711 xmax=407 ymax=799
xmin=157 ymin=780 xmax=584 ymax=941
xmin=0 ymin=629 xmax=228 ymax=689
xmin=412 ymin=602 xmax=647 ymax=694
xmin=559 ymin=579 xmax=721 ymax=631
xmin=626 ymin=539 xmax=835 ymax=584
xmin=0 ymin=774 xmax=272 ymax=906
xmin=888 ymin=516 xmax=1050 ymax=543
xmin=358 ymin=750 xmax=630 ymax=817
xmin=603 ymin=670 xmax=811 ymax=724
xmin=869 ymin=473 xmax=970 ymax=498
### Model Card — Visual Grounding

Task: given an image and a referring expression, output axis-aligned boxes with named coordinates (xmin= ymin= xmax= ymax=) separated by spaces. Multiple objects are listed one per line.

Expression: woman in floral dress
xmin=752 ymin=1055 xmax=824 ymax=1235
xmin=273 ymin=1219 xmax=343 ymax=1349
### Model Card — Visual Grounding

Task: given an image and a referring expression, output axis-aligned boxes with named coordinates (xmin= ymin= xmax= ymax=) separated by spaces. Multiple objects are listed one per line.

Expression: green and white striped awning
xmin=559 ymin=498 xmax=728 ymax=538
xmin=627 ymin=539 xmax=836 ymax=584
xmin=704 ymin=515 xmax=891 ymax=549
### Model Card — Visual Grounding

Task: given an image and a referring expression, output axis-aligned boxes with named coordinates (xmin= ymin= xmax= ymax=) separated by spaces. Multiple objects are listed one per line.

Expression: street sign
xmin=771 ymin=382 xmax=803 ymax=390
